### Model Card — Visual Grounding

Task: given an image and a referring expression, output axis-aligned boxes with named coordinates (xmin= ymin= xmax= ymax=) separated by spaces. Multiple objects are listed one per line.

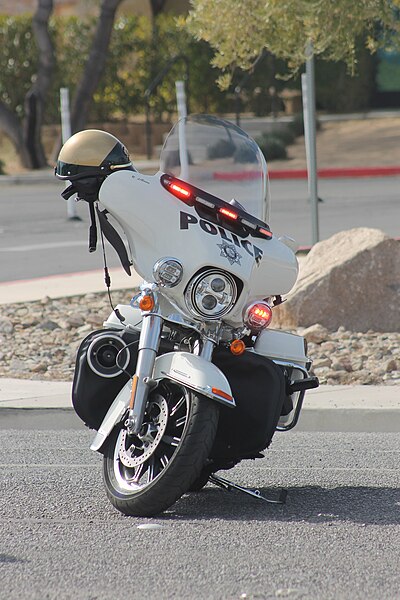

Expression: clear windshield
xmin=159 ymin=115 xmax=270 ymax=222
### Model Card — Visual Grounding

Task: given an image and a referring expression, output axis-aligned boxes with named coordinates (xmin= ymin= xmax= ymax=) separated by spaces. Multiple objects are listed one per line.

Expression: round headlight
xmin=185 ymin=269 xmax=238 ymax=319
xmin=153 ymin=257 xmax=183 ymax=287
xmin=243 ymin=301 xmax=273 ymax=332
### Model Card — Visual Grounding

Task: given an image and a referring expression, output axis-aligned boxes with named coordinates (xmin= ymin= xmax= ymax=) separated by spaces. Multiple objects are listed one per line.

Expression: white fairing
xmin=254 ymin=329 xmax=308 ymax=368
xmin=99 ymin=170 xmax=298 ymax=327
xmin=103 ymin=303 xmax=142 ymax=329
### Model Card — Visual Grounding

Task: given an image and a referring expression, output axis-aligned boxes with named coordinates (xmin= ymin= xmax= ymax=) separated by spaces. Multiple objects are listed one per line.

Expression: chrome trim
xmin=199 ymin=338 xmax=216 ymax=362
xmin=272 ymin=359 xmax=309 ymax=373
xmin=184 ymin=269 xmax=238 ymax=320
xmin=153 ymin=257 xmax=183 ymax=287
xmin=243 ymin=300 xmax=272 ymax=332
xmin=126 ymin=308 xmax=163 ymax=434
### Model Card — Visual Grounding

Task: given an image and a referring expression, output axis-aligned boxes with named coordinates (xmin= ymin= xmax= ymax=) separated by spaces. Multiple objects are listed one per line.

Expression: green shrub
xmin=0 ymin=15 xmax=38 ymax=119
xmin=288 ymin=113 xmax=305 ymax=137
xmin=207 ymin=138 xmax=235 ymax=159
xmin=233 ymin=143 xmax=259 ymax=163
xmin=270 ymin=125 xmax=296 ymax=145
xmin=256 ymin=134 xmax=287 ymax=160
xmin=288 ymin=112 xmax=321 ymax=138
xmin=0 ymin=159 xmax=6 ymax=175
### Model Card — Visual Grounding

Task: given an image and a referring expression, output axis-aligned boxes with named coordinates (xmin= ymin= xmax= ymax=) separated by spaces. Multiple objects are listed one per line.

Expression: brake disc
xmin=118 ymin=395 xmax=169 ymax=468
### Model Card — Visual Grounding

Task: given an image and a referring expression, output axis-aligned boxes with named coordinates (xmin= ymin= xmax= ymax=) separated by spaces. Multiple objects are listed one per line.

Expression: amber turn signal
xmin=139 ymin=294 xmax=155 ymax=311
xmin=230 ymin=339 xmax=246 ymax=356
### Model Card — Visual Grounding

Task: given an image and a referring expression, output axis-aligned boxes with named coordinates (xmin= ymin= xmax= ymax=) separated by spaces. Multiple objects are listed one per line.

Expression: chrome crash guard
xmin=275 ymin=361 xmax=319 ymax=431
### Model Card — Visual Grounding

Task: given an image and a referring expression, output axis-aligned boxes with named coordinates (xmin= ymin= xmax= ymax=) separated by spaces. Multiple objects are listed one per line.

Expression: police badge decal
xmin=217 ymin=241 xmax=242 ymax=266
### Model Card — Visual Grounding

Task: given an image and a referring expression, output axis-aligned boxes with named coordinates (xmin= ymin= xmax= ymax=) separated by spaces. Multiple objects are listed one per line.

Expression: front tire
xmin=102 ymin=380 xmax=219 ymax=516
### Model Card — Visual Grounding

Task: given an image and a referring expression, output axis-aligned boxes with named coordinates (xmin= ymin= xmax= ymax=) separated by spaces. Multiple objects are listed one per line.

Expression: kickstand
xmin=209 ymin=474 xmax=287 ymax=505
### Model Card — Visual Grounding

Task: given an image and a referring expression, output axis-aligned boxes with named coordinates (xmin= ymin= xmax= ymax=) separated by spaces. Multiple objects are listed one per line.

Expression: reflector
xmin=212 ymin=387 xmax=233 ymax=402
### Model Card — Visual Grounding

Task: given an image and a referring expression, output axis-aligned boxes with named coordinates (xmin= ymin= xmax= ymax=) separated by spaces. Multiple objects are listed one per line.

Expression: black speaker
xmin=87 ymin=332 xmax=130 ymax=378
xmin=73 ymin=328 xmax=140 ymax=431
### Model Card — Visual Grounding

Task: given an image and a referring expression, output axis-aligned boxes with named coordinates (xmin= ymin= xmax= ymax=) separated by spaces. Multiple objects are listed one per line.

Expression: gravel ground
xmin=0 ymin=291 xmax=399 ymax=385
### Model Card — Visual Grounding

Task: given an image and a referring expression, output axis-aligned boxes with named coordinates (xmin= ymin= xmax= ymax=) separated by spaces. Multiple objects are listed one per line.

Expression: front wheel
xmin=102 ymin=380 xmax=219 ymax=516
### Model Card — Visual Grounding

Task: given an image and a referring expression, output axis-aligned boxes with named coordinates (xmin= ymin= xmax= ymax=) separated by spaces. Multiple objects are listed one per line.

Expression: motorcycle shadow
xmin=164 ymin=484 xmax=400 ymax=526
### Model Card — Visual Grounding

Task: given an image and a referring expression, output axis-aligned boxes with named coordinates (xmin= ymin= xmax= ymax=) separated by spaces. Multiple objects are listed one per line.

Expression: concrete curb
xmin=0 ymin=379 xmax=399 ymax=432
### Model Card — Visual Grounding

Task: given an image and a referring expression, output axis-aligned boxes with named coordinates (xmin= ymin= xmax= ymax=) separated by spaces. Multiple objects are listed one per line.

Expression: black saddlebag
xmin=210 ymin=347 xmax=286 ymax=460
xmin=72 ymin=328 xmax=140 ymax=430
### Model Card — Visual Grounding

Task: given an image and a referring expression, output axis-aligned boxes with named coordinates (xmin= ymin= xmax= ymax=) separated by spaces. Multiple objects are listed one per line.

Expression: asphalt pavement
xmin=1 ymin=428 xmax=399 ymax=599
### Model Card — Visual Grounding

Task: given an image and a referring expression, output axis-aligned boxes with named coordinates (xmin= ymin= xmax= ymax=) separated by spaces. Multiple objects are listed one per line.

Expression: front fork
xmin=125 ymin=284 xmax=218 ymax=435
xmin=125 ymin=282 xmax=166 ymax=435
xmin=125 ymin=309 xmax=163 ymax=435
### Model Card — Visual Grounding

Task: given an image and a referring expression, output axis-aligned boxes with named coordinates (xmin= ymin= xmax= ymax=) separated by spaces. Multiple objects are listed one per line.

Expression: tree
xmin=25 ymin=0 xmax=55 ymax=168
xmin=186 ymin=0 xmax=400 ymax=87
xmin=0 ymin=0 xmax=54 ymax=168
xmin=69 ymin=0 xmax=125 ymax=134
xmin=149 ymin=0 xmax=169 ymax=18
xmin=0 ymin=0 xmax=124 ymax=169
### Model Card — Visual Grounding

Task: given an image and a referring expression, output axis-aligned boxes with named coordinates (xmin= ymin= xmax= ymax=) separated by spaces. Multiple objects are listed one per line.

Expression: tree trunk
xmin=70 ymin=0 xmax=124 ymax=134
xmin=149 ymin=0 xmax=168 ymax=18
xmin=0 ymin=0 xmax=54 ymax=170
xmin=23 ymin=0 xmax=55 ymax=169
xmin=0 ymin=102 xmax=32 ymax=169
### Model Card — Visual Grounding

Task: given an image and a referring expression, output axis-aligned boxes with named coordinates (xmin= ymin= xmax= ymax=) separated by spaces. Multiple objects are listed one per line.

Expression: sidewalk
xmin=0 ymin=267 xmax=141 ymax=304
xmin=0 ymin=377 xmax=398 ymax=432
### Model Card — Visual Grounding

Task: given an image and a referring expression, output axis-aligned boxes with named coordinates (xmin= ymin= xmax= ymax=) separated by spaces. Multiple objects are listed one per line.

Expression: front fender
xmin=153 ymin=352 xmax=235 ymax=408
xmin=90 ymin=351 xmax=235 ymax=453
xmin=90 ymin=382 xmax=131 ymax=452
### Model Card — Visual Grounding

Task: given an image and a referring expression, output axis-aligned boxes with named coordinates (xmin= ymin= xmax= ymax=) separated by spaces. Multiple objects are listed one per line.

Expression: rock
xmin=37 ymin=320 xmax=60 ymax=331
xmin=313 ymin=357 xmax=332 ymax=369
xmin=64 ymin=315 xmax=86 ymax=328
xmin=302 ymin=323 xmax=329 ymax=344
xmin=386 ymin=359 xmax=398 ymax=373
xmin=0 ymin=317 xmax=14 ymax=334
xmin=21 ymin=317 xmax=40 ymax=328
xmin=31 ymin=362 xmax=48 ymax=373
xmin=274 ymin=228 xmax=400 ymax=332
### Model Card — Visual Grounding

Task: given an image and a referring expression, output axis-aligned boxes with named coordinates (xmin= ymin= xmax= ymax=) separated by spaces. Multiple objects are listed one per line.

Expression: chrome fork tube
xmin=200 ymin=338 xmax=216 ymax=362
xmin=126 ymin=312 xmax=163 ymax=434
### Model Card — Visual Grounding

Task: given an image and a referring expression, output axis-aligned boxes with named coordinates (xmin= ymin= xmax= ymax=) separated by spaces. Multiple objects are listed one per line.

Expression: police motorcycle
xmin=56 ymin=115 xmax=318 ymax=517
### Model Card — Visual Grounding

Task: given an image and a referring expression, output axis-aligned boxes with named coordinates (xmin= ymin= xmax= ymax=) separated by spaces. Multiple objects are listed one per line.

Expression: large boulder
xmin=273 ymin=228 xmax=400 ymax=332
